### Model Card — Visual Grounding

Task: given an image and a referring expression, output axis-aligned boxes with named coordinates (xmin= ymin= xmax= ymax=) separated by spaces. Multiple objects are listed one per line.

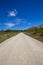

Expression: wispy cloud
xmin=15 ymin=18 xmax=21 ymax=22
xmin=8 ymin=9 xmax=17 ymax=17
xmin=15 ymin=18 xmax=27 ymax=23
xmin=15 ymin=18 xmax=28 ymax=24
xmin=15 ymin=18 xmax=24 ymax=25
xmin=4 ymin=23 xmax=15 ymax=28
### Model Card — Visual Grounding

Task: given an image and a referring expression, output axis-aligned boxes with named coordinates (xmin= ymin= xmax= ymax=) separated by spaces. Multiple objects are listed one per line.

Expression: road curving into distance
xmin=0 ymin=32 xmax=43 ymax=65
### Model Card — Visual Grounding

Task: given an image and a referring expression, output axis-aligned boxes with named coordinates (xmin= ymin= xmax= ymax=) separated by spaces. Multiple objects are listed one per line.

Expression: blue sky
xmin=0 ymin=0 xmax=43 ymax=30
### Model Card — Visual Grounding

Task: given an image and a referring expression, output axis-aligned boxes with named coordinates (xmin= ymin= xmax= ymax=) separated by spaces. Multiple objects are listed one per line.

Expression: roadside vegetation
xmin=0 ymin=30 xmax=21 ymax=43
xmin=0 ymin=24 xmax=43 ymax=43
xmin=24 ymin=24 xmax=43 ymax=42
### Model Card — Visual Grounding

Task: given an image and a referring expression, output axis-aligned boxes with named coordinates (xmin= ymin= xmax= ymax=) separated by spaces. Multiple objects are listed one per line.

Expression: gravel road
xmin=0 ymin=33 xmax=43 ymax=65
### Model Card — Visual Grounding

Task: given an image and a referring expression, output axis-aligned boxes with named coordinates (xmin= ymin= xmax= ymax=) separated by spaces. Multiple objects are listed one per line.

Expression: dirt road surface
xmin=0 ymin=33 xmax=43 ymax=65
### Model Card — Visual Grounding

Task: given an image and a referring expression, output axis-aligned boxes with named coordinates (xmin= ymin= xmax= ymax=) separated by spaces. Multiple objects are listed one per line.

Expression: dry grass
xmin=24 ymin=26 xmax=43 ymax=42
xmin=0 ymin=30 xmax=20 ymax=43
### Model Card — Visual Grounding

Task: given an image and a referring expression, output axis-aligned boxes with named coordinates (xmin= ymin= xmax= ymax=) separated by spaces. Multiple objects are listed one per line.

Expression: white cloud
xmin=8 ymin=9 xmax=17 ymax=17
xmin=9 ymin=11 xmax=16 ymax=16
xmin=4 ymin=23 xmax=15 ymax=28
